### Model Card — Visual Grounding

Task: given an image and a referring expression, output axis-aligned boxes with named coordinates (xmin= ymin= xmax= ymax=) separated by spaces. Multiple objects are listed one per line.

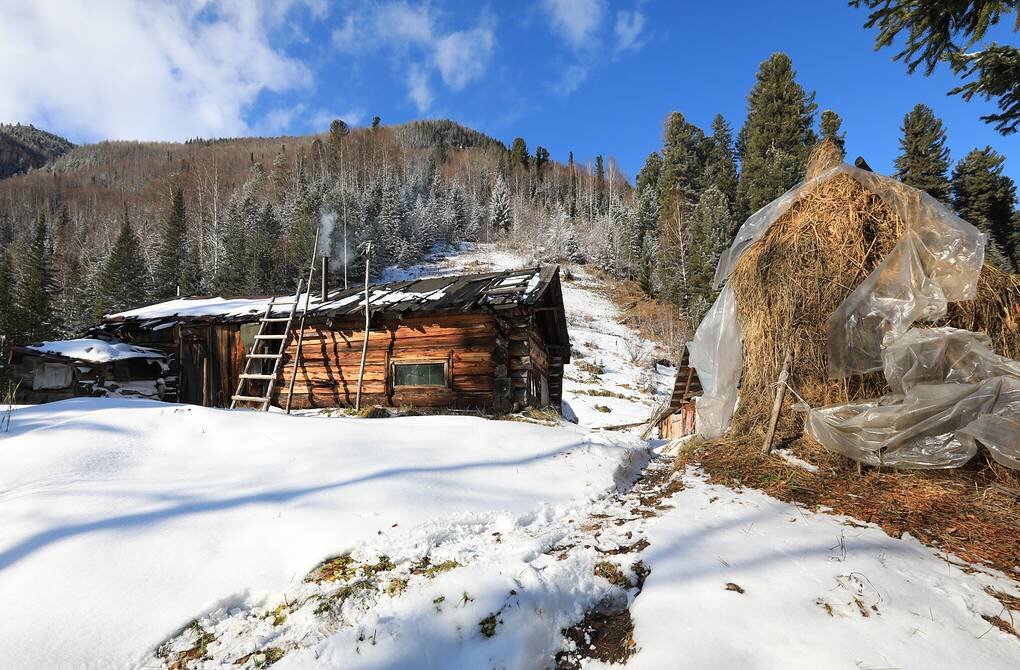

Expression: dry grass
xmin=727 ymin=146 xmax=1020 ymax=439
xmin=677 ymin=435 xmax=1020 ymax=574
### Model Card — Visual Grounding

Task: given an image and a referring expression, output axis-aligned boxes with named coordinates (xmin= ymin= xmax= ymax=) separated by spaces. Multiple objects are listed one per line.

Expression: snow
xmin=25 ymin=337 xmax=165 ymax=363
xmin=626 ymin=468 xmax=1020 ymax=669
xmin=0 ymin=399 xmax=647 ymax=670
xmin=7 ymin=242 xmax=1019 ymax=670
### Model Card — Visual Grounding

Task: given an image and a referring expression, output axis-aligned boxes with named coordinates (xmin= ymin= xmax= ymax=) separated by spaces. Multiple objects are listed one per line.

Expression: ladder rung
xmin=240 ymin=373 xmax=276 ymax=380
xmin=247 ymin=353 xmax=282 ymax=359
xmin=255 ymin=334 xmax=287 ymax=339
xmin=262 ymin=317 xmax=292 ymax=322
xmin=232 ymin=395 xmax=269 ymax=403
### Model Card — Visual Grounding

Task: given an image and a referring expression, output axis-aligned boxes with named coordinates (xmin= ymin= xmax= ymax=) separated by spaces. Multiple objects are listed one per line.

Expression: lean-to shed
xmin=93 ymin=265 xmax=571 ymax=412
xmin=9 ymin=338 xmax=169 ymax=403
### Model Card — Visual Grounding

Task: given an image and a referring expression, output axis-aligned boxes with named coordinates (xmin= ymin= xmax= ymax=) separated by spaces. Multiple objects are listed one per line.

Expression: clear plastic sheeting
xmin=687 ymin=285 xmax=743 ymax=439
xmin=804 ymin=328 xmax=1020 ymax=469
xmin=825 ymin=174 xmax=986 ymax=378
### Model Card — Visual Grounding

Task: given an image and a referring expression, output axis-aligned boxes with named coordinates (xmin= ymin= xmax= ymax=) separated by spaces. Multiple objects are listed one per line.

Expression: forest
xmin=0 ymin=52 xmax=1017 ymax=377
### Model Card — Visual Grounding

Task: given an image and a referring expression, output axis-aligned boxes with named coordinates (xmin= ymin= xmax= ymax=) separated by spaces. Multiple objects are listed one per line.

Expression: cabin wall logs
xmin=274 ymin=313 xmax=501 ymax=410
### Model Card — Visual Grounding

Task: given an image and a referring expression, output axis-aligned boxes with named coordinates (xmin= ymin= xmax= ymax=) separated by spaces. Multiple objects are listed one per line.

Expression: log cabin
xmin=8 ymin=338 xmax=169 ymax=403
xmin=92 ymin=265 xmax=570 ymax=413
xmin=655 ymin=348 xmax=702 ymax=439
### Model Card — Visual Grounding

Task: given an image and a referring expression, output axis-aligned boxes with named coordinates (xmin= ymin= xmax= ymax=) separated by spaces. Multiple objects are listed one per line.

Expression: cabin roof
xmin=101 ymin=265 xmax=566 ymax=338
xmin=16 ymin=338 xmax=167 ymax=364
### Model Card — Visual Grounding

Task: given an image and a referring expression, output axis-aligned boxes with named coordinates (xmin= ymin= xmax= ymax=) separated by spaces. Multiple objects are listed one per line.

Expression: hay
xmin=726 ymin=152 xmax=1020 ymax=437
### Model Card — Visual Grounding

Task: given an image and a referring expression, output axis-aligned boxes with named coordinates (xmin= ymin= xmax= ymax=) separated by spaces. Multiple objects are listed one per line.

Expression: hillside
xmin=0 ymin=119 xmax=629 ymax=352
xmin=0 ymin=123 xmax=74 ymax=179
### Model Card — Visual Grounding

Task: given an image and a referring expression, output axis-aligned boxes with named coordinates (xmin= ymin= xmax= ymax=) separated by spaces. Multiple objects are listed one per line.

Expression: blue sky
xmin=2 ymin=0 xmax=1017 ymax=185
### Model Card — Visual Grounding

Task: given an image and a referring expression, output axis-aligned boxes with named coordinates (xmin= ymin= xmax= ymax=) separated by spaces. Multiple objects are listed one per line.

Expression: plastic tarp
xmin=691 ymin=160 xmax=1017 ymax=470
xmin=688 ymin=285 xmax=742 ymax=439
xmin=804 ymin=328 xmax=1020 ymax=469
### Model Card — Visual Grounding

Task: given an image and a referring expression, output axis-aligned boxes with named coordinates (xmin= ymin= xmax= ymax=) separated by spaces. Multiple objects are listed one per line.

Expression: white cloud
xmin=614 ymin=9 xmax=646 ymax=52
xmin=0 ymin=0 xmax=311 ymax=142
xmin=329 ymin=3 xmax=493 ymax=111
xmin=309 ymin=108 xmax=366 ymax=130
xmin=407 ymin=64 xmax=434 ymax=112
xmin=435 ymin=28 xmax=495 ymax=89
xmin=542 ymin=0 xmax=605 ymax=49
xmin=552 ymin=64 xmax=589 ymax=95
xmin=331 ymin=14 xmax=358 ymax=52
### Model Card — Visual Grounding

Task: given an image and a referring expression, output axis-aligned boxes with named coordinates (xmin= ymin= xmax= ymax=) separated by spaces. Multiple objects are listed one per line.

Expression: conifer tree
xmin=702 ymin=114 xmax=739 ymax=217
xmin=635 ymin=152 xmax=663 ymax=197
xmin=686 ymin=186 xmax=732 ymax=326
xmin=153 ymin=187 xmax=188 ymax=300
xmin=13 ymin=213 xmax=60 ymax=342
xmin=0 ymin=248 xmax=13 ymax=349
xmin=659 ymin=111 xmax=706 ymax=214
xmin=489 ymin=175 xmax=513 ymax=234
xmin=95 ymin=213 xmax=150 ymax=318
xmin=736 ymin=53 xmax=817 ymax=217
xmin=509 ymin=138 xmax=529 ymax=173
xmin=248 ymin=203 xmax=280 ymax=293
xmin=820 ymin=110 xmax=847 ymax=151
xmin=534 ymin=146 xmax=550 ymax=180
xmin=894 ymin=103 xmax=952 ymax=201
xmin=952 ymin=146 xmax=1018 ymax=270
xmin=377 ymin=176 xmax=406 ymax=266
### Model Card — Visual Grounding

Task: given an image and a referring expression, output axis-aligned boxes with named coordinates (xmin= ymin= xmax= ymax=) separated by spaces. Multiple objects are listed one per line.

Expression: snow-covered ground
xmin=2 ymin=243 xmax=1017 ymax=669
xmin=0 ymin=400 xmax=647 ymax=669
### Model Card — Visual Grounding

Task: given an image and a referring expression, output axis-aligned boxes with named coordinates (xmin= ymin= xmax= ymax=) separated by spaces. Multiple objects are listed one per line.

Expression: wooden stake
xmin=355 ymin=243 xmax=372 ymax=412
xmin=761 ymin=348 xmax=794 ymax=455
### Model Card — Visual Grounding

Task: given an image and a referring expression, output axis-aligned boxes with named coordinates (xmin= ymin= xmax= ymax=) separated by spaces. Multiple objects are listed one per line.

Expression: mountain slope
xmin=0 ymin=123 xmax=74 ymax=179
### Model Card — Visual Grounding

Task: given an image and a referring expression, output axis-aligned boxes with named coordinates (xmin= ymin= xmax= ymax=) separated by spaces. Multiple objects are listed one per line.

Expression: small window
xmin=392 ymin=361 xmax=447 ymax=387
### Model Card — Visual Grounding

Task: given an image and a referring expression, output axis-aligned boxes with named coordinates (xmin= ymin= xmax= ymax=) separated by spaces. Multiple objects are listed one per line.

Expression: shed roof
xmin=18 ymin=338 xmax=166 ymax=364
xmin=101 ymin=265 xmax=568 ymax=345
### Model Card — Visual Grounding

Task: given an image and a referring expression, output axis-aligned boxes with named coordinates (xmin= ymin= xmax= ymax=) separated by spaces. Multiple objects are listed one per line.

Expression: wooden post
xmin=761 ymin=348 xmax=794 ymax=455
xmin=355 ymin=243 xmax=372 ymax=411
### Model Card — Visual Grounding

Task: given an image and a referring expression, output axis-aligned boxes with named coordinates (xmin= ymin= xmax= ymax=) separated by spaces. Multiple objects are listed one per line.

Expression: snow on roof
xmin=103 ymin=265 xmax=561 ymax=324
xmin=26 ymin=338 xmax=166 ymax=363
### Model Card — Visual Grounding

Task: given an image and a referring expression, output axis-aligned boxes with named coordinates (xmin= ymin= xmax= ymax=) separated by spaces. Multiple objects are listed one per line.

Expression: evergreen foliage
xmin=951 ymin=146 xmax=1019 ymax=270
xmin=894 ymin=103 xmax=952 ymax=201
xmin=489 ymin=175 xmax=513 ymax=234
xmin=153 ymin=187 xmax=188 ymax=300
xmin=820 ymin=110 xmax=847 ymax=150
xmin=95 ymin=213 xmax=150 ymax=318
xmin=852 ymin=0 xmax=1020 ymax=134
xmin=12 ymin=213 xmax=59 ymax=343
xmin=736 ymin=53 xmax=817 ymax=218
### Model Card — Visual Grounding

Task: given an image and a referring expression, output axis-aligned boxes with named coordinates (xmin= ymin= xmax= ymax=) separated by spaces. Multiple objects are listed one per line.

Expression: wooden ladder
xmin=230 ymin=279 xmax=303 ymax=411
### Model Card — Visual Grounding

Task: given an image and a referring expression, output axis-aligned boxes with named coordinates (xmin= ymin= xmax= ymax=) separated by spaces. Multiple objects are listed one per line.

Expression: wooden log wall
xmin=274 ymin=312 xmax=499 ymax=410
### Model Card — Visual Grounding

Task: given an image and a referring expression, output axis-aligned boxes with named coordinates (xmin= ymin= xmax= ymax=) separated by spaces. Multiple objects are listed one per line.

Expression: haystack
xmin=725 ymin=141 xmax=1020 ymax=437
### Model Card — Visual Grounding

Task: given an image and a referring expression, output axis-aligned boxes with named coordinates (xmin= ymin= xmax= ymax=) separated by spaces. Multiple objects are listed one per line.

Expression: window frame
xmin=389 ymin=359 xmax=450 ymax=390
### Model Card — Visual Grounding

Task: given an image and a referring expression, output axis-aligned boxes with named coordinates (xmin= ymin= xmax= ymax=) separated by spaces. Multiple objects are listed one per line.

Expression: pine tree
xmin=737 ymin=53 xmax=817 ymax=217
xmin=95 ymin=213 xmax=150 ymax=317
xmin=13 ymin=213 xmax=60 ymax=342
xmin=534 ymin=146 xmax=550 ymax=180
xmin=377 ymin=176 xmax=406 ymax=266
xmin=852 ymin=0 xmax=1020 ymax=134
xmin=0 ymin=248 xmax=14 ymax=349
xmin=894 ymin=103 xmax=952 ymax=201
xmin=952 ymin=146 xmax=1018 ymax=270
xmin=153 ymin=187 xmax=188 ymax=300
xmin=659 ymin=111 xmax=706 ymax=214
xmin=248 ymin=203 xmax=280 ymax=293
xmin=509 ymin=138 xmax=529 ymax=173
xmin=489 ymin=175 xmax=513 ymax=234
xmin=635 ymin=152 xmax=663 ymax=197
xmin=820 ymin=110 xmax=847 ymax=151
xmin=56 ymin=249 xmax=93 ymax=336
xmin=687 ymin=186 xmax=732 ymax=326
xmin=702 ymin=114 xmax=739 ymax=218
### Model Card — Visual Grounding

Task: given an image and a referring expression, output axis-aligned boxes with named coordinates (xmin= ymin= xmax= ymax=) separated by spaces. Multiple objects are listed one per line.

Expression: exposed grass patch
xmin=594 ymin=405 xmax=612 ymax=413
xmin=361 ymin=555 xmax=396 ymax=578
xmin=308 ymin=554 xmax=357 ymax=583
xmin=357 ymin=405 xmax=390 ymax=418
xmin=314 ymin=580 xmax=376 ymax=616
xmin=166 ymin=622 xmax=215 ymax=670
xmin=593 ymin=561 xmax=632 ymax=589
xmin=386 ymin=578 xmax=408 ymax=597
xmin=411 ymin=557 xmax=461 ymax=578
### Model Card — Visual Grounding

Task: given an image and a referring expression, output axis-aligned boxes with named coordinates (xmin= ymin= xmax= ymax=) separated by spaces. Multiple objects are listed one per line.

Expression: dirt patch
xmin=555 ymin=607 xmax=637 ymax=669
xmin=676 ymin=435 xmax=1020 ymax=575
